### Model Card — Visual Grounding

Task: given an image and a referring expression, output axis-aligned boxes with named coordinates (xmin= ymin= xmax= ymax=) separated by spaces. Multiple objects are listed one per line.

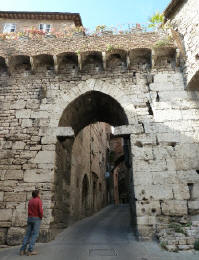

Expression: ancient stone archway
xmin=47 ymin=78 xmax=138 ymax=128
xmin=59 ymin=90 xmax=129 ymax=134
xmin=52 ymin=88 xmax=138 ymax=232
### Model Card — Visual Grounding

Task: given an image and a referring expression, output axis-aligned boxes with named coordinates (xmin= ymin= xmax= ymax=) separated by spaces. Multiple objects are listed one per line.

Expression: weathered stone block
xmin=152 ymin=171 xmax=178 ymax=185
xmin=21 ymin=119 xmax=32 ymax=127
xmin=135 ymin=184 xmax=173 ymax=200
xmin=24 ymin=170 xmax=53 ymax=183
xmin=134 ymin=159 xmax=167 ymax=172
xmin=188 ymin=201 xmax=199 ymax=215
xmin=56 ymin=127 xmax=74 ymax=137
xmin=157 ymin=133 xmax=181 ymax=144
xmin=31 ymin=111 xmax=49 ymax=119
xmin=7 ymin=227 xmax=25 ymax=246
xmin=10 ymin=100 xmax=26 ymax=110
xmin=41 ymin=135 xmax=56 ymax=144
xmin=133 ymin=171 xmax=153 ymax=186
xmin=161 ymin=200 xmax=188 ymax=216
xmin=33 ymin=151 xmax=55 ymax=163
xmin=0 ymin=192 xmax=3 ymax=202
xmin=13 ymin=183 xmax=36 ymax=192
xmin=133 ymin=146 xmax=154 ymax=160
xmin=136 ymin=201 xmax=161 ymax=216
xmin=131 ymin=133 xmax=156 ymax=146
xmin=191 ymin=184 xmax=199 ymax=200
xmin=42 ymin=209 xmax=52 ymax=225
xmin=172 ymin=184 xmax=190 ymax=200
xmin=5 ymin=170 xmax=23 ymax=180
xmin=16 ymin=109 xmax=31 ymax=119
xmin=137 ymin=216 xmax=157 ymax=225
xmin=20 ymin=151 xmax=37 ymax=159
xmin=26 ymin=100 xmax=39 ymax=109
xmin=0 ymin=228 xmax=7 ymax=245
xmin=154 ymin=110 xmax=182 ymax=122
xmin=4 ymin=192 xmax=26 ymax=202
xmin=114 ymin=124 xmax=143 ymax=135
xmin=177 ymin=170 xmax=199 ymax=183
xmin=12 ymin=205 xmax=27 ymax=227
xmin=0 ymin=209 xmax=12 ymax=221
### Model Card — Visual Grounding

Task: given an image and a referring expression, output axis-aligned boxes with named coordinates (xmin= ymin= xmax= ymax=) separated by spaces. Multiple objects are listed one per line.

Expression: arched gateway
xmin=51 ymin=87 xmax=140 ymax=235
xmin=1 ymin=32 xmax=199 ymax=247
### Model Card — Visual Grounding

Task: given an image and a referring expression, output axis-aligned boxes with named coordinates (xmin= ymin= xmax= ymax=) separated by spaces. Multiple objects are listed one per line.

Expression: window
xmin=39 ymin=24 xmax=51 ymax=33
xmin=3 ymin=23 xmax=16 ymax=33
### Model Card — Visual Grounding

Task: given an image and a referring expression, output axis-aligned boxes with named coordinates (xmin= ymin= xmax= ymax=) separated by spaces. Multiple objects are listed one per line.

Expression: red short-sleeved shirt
xmin=28 ymin=197 xmax=43 ymax=219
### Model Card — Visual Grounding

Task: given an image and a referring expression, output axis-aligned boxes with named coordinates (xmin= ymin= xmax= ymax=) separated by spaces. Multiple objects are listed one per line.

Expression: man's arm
xmin=38 ymin=199 xmax=43 ymax=219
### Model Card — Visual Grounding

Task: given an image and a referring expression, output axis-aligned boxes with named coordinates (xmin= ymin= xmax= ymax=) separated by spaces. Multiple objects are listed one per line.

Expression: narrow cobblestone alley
xmin=0 ymin=205 xmax=199 ymax=260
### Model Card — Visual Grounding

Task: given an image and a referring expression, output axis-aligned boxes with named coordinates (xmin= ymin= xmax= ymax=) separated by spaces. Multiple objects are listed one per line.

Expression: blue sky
xmin=0 ymin=0 xmax=171 ymax=30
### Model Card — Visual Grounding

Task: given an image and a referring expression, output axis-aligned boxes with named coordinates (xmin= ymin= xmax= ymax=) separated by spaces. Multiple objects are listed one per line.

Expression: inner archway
xmin=52 ymin=90 xmax=136 ymax=234
xmin=59 ymin=90 xmax=129 ymax=134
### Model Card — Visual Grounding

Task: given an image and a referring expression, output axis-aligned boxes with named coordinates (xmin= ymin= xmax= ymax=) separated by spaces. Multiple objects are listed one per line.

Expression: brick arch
xmin=51 ymin=79 xmax=138 ymax=129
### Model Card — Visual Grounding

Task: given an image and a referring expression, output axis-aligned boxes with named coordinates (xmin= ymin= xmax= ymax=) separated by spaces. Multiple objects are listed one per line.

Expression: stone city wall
xmin=0 ymin=32 xmax=162 ymax=56
xmin=165 ymin=0 xmax=199 ymax=88
xmin=0 ymin=33 xmax=199 ymax=245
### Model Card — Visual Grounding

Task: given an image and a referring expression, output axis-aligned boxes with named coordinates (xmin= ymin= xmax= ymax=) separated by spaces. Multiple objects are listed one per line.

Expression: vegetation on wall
xmin=148 ymin=12 xmax=164 ymax=31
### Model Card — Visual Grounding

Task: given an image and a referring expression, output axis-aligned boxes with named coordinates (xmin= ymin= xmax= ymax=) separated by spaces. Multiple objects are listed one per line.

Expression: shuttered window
xmin=39 ymin=24 xmax=51 ymax=33
xmin=3 ymin=23 xmax=16 ymax=33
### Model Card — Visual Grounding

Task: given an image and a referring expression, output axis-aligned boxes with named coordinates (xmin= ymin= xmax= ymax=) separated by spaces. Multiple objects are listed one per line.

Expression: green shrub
xmin=154 ymin=37 xmax=171 ymax=47
xmin=184 ymin=222 xmax=192 ymax=227
xmin=168 ymin=223 xmax=185 ymax=235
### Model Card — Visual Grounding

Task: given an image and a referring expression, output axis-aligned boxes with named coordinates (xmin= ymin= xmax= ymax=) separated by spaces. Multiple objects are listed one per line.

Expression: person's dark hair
xmin=32 ymin=190 xmax=39 ymax=198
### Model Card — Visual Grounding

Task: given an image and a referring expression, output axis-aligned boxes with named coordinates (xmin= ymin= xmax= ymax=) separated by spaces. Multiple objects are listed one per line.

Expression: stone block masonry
xmin=0 ymin=29 xmax=199 ymax=248
xmin=164 ymin=0 xmax=199 ymax=89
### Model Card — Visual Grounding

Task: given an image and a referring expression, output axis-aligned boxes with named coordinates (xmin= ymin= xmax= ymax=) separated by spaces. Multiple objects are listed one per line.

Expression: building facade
xmin=0 ymin=11 xmax=82 ymax=33
xmin=0 ymin=2 xmax=199 ymax=248
xmin=164 ymin=0 xmax=199 ymax=89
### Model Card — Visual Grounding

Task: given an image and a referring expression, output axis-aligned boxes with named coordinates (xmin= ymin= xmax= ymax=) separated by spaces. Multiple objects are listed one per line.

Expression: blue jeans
xmin=20 ymin=217 xmax=41 ymax=252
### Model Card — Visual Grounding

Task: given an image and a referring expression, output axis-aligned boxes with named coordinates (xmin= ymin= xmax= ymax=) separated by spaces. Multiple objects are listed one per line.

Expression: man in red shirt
xmin=19 ymin=190 xmax=43 ymax=256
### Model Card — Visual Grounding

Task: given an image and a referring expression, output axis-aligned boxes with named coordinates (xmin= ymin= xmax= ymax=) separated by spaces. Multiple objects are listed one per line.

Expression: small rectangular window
xmin=3 ymin=23 xmax=16 ymax=33
xmin=39 ymin=24 xmax=51 ymax=33
xmin=39 ymin=24 xmax=44 ymax=30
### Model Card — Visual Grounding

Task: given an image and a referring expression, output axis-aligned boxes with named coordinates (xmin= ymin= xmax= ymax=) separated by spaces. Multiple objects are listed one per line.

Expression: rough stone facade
xmin=0 ymin=11 xmax=82 ymax=33
xmin=68 ymin=122 xmax=110 ymax=222
xmin=165 ymin=0 xmax=199 ymax=89
xmin=0 ymin=19 xmax=75 ymax=34
xmin=0 ymin=4 xmax=199 ymax=246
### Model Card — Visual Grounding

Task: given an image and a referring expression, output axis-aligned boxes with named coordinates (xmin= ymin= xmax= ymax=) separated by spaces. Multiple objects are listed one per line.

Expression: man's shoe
xmin=27 ymin=251 xmax=38 ymax=256
xmin=19 ymin=250 xmax=25 ymax=256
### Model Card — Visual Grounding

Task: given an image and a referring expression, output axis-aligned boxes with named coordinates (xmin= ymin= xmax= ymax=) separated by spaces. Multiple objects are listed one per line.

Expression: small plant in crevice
xmin=168 ymin=223 xmax=185 ymax=235
xmin=154 ymin=37 xmax=172 ymax=48
xmin=184 ymin=221 xmax=192 ymax=228
xmin=160 ymin=240 xmax=168 ymax=250
xmin=106 ymin=44 xmax=114 ymax=52
xmin=95 ymin=25 xmax=107 ymax=33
